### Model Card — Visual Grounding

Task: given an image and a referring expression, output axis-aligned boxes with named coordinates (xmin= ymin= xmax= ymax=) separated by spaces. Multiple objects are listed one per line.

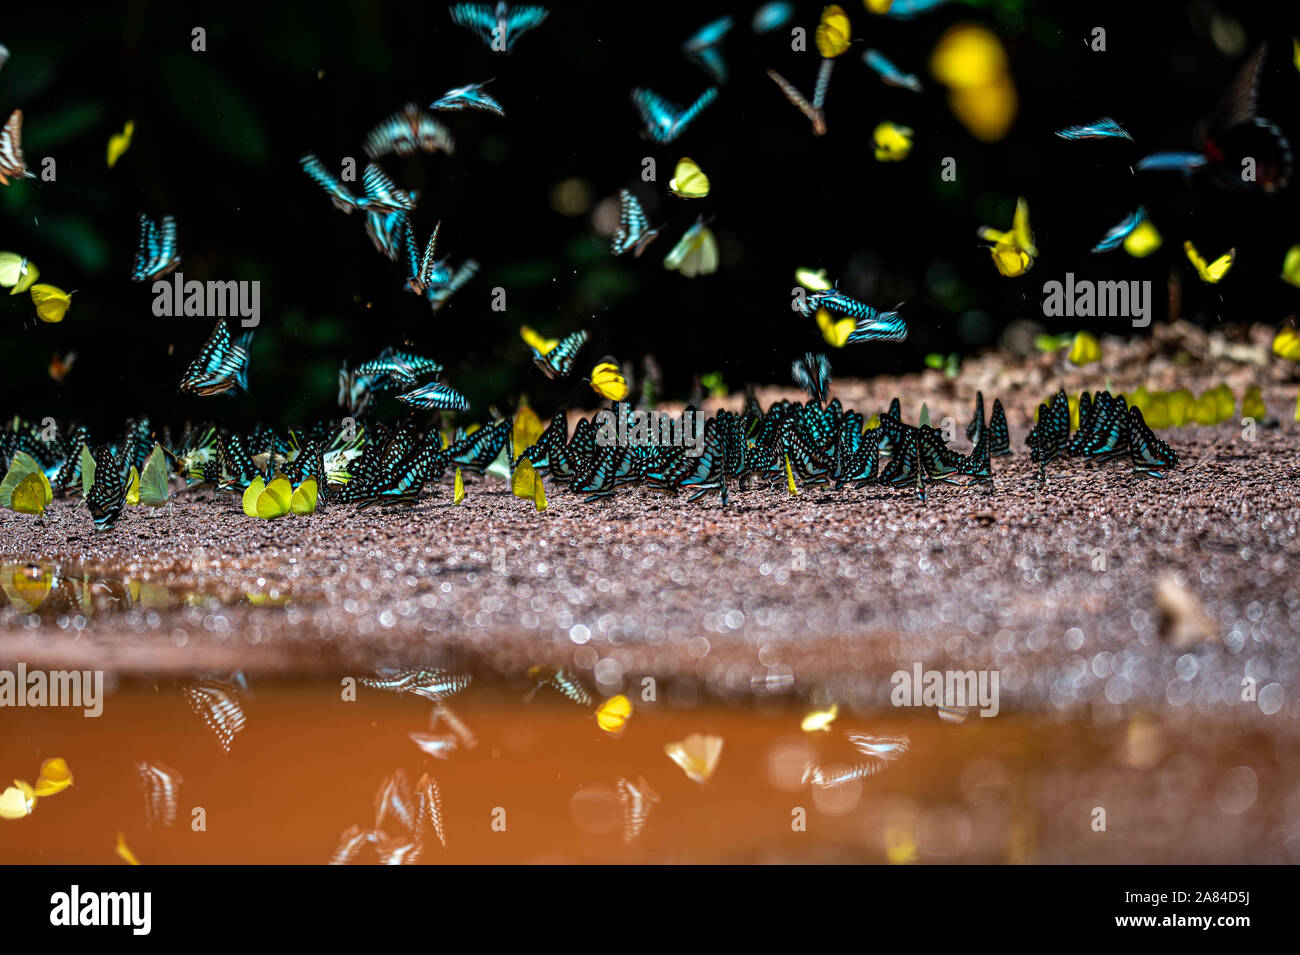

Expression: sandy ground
xmin=1 ymin=321 xmax=1298 ymax=724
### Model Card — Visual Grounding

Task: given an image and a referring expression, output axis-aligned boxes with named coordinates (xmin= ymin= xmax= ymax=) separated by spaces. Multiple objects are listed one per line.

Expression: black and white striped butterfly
xmin=131 ymin=213 xmax=180 ymax=282
xmin=0 ymin=109 xmax=34 ymax=185
xmin=135 ymin=761 xmax=183 ymax=828
xmin=181 ymin=679 xmax=247 ymax=753
xmin=179 ymin=320 xmax=254 ymax=396
xmin=611 ymin=189 xmax=660 ymax=257
xmin=360 ymin=668 xmax=472 ymax=702
xmin=449 ymin=2 xmax=549 ymax=52
xmin=402 ymin=220 xmax=443 ymax=295
xmin=363 ymin=104 xmax=454 ymax=159
xmin=396 ymin=380 xmax=469 ymax=412
xmin=301 ymin=154 xmax=416 ymax=214
xmin=532 ymin=329 xmax=589 ymax=379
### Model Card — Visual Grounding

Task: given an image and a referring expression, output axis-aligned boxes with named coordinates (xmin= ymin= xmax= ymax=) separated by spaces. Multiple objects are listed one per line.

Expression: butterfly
xmin=30 ymin=283 xmax=71 ymax=323
xmin=588 ymin=362 xmax=628 ymax=401
xmin=966 ymin=391 xmax=986 ymax=443
xmin=524 ymin=665 xmax=592 ymax=705
xmin=86 ymin=446 xmax=129 ymax=531
xmin=107 ymin=119 xmax=134 ymax=168
xmin=1092 ymin=207 xmax=1148 ymax=253
xmin=766 ymin=69 xmax=826 ymax=136
xmin=631 ymin=87 xmax=719 ymax=143
xmin=532 ymin=328 xmax=589 ymax=379
xmin=131 ymin=213 xmax=180 ymax=282
xmin=431 ymin=80 xmax=505 ymax=116
xmin=355 ymin=348 xmax=443 ymax=389
xmin=816 ymin=5 xmax=852 ymax=58
xmin=978 ymin=196 xmax=1037 ymax=277
xmin=616 ymin=776 xmax=660 ymax=844
xmin=1129 ymin=405 xmax=1179 ymax=478
xmin=669 ymin=157 xmax=710 ymax=198
xmin=611 ymin=189 xmax=660 ymax=256
xmin=792 ymin=352 xmax=832 ymax=405
xmin=134 ymin=445 xmax=171 ymax=509
xmin=301 ymin=154 xmax=415 ymax=214
xmin=1025 ymin=389 xmax=1070 ymax=481
xmin=0 ymin=109 xmax=34 ymax=185
xmin=449 ymin=2 xmax=549 ymax=52
xmin=179 ymin=320 xmax=254 ymax=396
xmin=1184 ymin=240 xmax=1235 ymax=284
xmin=1 ymin=450 xmax=52 ymax=516
xmin=752 ymin=3 xmax=792 ymax=34
xmin=364 ymin=104 xmax=454 ymax=159
xmin=397 ymin=380 xmax=470 ymax=412
xmin=0 ymin=44 xmax=8 ymax=73
xmin=1137 ymin=44 xmax=1292 ymax=192
xmin=402 ymin=220 xmax=443 ymax=295
xmin=863 ymin=49 xmax=922 ymax=92
xmin=873 ymin=122 xmax=913 ymax=161
xmin=663 ymin=216 xmax=718 ymax=277
xmin=0 ymin=251 xmax=39 ymax=294
xmin=449 ymin=419 xmax=511 ymax=473
xmin=417 ymin=774 xmax=447 ymax=848
xmin=683 ymin=16 xmax=733 ymax=85
xmin=136 ymin=761 xmax=183 ymax=827
xmin=361 ymin=668 xmax=471 ymax=702
xmin=424 ymin=259 xmax=479 ymax=312
xmin=988 ymin=398 xmax=1012 ymax=456
xmin=1054 ymin=117 xmax=1132 ymax=141
xmin=365 ymin=207 xmax=414 ymax=261
xmin=48 ymin=350 xmax=76 ymax=384
xmin=664 ymin=733 xmax=723 ymax=783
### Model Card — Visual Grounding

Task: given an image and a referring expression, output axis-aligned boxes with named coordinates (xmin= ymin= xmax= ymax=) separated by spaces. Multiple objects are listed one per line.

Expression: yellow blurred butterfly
xmin=30 ymin=283 xmax=71 ymax=323
xmin=519 ymin=325 xmax=558 ymax=354
xmin=0 ymin=251 xmax=38 ymax=295
xmin=795 ymin=267 xmax=832 ymax=291
xmin=978 ymin=196 xmax=1037 ymax=277
xmin=801 ymin=704 xmax=838 ymax=732
xmin=588 ymin=362 xmax=628 ymax=401
xmin=816 ymin=308 xmax=855 ymax=347
xmin=1280 ymin=244 xmax=1300 ymax=288
xmin=669 ymin=157 xmax=710 ymax=198
xmin=1123 ymin=218 xmax=1162 ymax=258
xmin=595 ymin=694 xmax=633 ymax=735
xmin=816 ymin=5 xmax=852 ymax=58
xmin=107 ymin=119 xmax=134 ymax=169
xmin=664 ymin=216 xmax=718 ymax=277
xmin=511 ymin=457 xmax=548 ymax=512
xmin=1183 ymin=240 xmax=1235 ymax=284
xmin=453 ymin=467 xmax=465 ymax=504
xmin=512 ymin=404 xmax=544 ymax=458
xmin=665 ymin=733 xmax=724 ymax=783
xmin=872 ymin=122 xmax=913 ymax=161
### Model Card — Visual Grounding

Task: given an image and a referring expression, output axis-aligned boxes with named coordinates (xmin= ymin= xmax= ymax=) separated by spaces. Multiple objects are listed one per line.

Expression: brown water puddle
xmin=1 ymin=674 xmax=1292 ymax=864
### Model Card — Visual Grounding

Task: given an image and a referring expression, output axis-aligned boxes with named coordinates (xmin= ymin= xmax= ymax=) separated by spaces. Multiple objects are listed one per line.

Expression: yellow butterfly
xmin=595 ymin=694 xmax=633 ymax=735
xmin=978 ymin=197 xmax=1037 ymax=277
xmin=107 ymin=119 xmax=134 ymax=168
xmin=800 ymin=704 xmax=838 ymax=732
xmin=34 ymin=757 xmax=73 ymax=796
xmin=669 ymin=157 xmax=710 ymax=198
xmin=1242 ymin=386 xmax=1265 ymax=421
xmin=1184 ymin=240 xmax=1234 ymax=284
xmin=815 ymin=5 xmax=852 ymax=58
xmin=453 ymin=467 xmax=465 ymax=504
xmin=30 ymin=283 xmax=72 ymax=323
xmin=665 ymin=733 xmax=724 ymax=783
xmin=0 ymin=251 xmax=38 ymax=295
xmin=1273 ymin=326 xmax=1300 ymax=360
xmin=1 ymin=450 xmax=51 ymax=514
xmin=0 ymin=779 xmax=35 ymax=819
xmin=1068 ymin=330 xmax=1101 ymax=365
xmin=512 ymin=405 xmax=544 ymax=458
xmin=513 ymin=458 xmax=547 ymax=512
xmin=873 ymin=122 xmax=913 ymax=161
xmin=290 ymin=477 xmax=318 ymax=514
xmin=588 ymin=362 xmax=628 ymax=401
xmin=864 ymin=0 xmax=894 ymax=12
xmin=663 ymin=217 xmax=718 ymax=277
xmin=1123 ymin=218 xmax=1163 ymax=258
xmin=1280 ymin=244 xmax=1300 ymax=288
xmin=519 ymin=325 xmax=558 ymax=354
xmin=784 ymin=453 xmax=799 ymax=495
xmin=795 ymin=267 xmax=832 ymax=291
xmin=115 ymin=831 xmax=141 ymax=866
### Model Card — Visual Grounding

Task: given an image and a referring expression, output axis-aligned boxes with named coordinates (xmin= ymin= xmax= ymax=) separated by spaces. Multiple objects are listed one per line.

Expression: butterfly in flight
xmin=396 ymin=380 xmax=470 ymax=412
xmin=663 ymin=216 xmax=718 ymax=277
xmin=131 ymin=213 xmax=180 ymax=282
xmin=300 ymin=154 xmax=416 ymax=214
xmin=402 ymin=220 xmax=443 ymax=295
xmin=631 ymin=87 xmax=719 ymax=143
xmin=683 ymin=16 xmax=733 ymax=85
xmin=0 ymin=109 xmax=34 ymax=185
xmin=532 ymin=329 xmax=589 ymax=379
xmin=431 ymin=80 xmax=505 ymax=116
xmin=449 ymin=3 xmax=549 ymax=52
xmin=136 ymin=761 xmax=183 ymax=828
xmin=182 ymin=679 xmax=247 ymax=753
xmin=611 ymin=189 xmax=660 ymax=257
xmin=1184 ymin=240 xmax=1235 ymax=284
xmin=1092 ymin=206 xmax=1148 ymax=253
xmin=863 ymin=49 xmax=922 ymax=92
xmin=1054 ymin=117 xmax=1132 ymax=141
xmin=792 ymin=352 xmax=832 ymax=405
xmin=766 ymin=69 xmax=827 ymax=136
xmin=363 ymin=104 xmax=454 ymax=159
xmin=179 ymin=320 xmax=254 ymax=396
xmin=1136 ymin=44 xmax=1292 ymax=192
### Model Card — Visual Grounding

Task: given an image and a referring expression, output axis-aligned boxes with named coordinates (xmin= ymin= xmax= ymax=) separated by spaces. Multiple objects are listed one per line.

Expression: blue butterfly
xmin=611 ymin=189 xmax=660 ymax=257
xmin=449 ymin=2 xmax=549 ymax=52
xmin=396 ymin=380 xmax=470 ymax=412
xmin=631 ymin=87 xmax=718 ymax=143
xmin=532 ymin=329 xmax=589 ymax=379
xmin=301 ymin=154 xmax=415 ymax=214
xmin=1135 ymin=151 xmax=1208 ymax=173
xmin=1091 ymin=206 xmax=1147 ymax=253
xmin=431 ymin=80 xmax=505 ymax=117
xmin=363 ymin=104 xmax=454 ymax=159
xmin=863 ymin=49 xmax=922 ymax=93
xmin=179 ymin=320 xmax=254 ymax=397
xmin=791 ymin=352 xmax=832 ymax=405
xmin=131 ymin=213 xmax=180 ymax=282
xmin=86 ymin=445 xmax=129 ymax=532
xmin=1054 ymin=117 xmax=1133 ymax=141
xmin=751 ymin=3 xmax=792 ymax=34
xmin=366 ymin=206 xmax=416 ymax=261
xmin=683 ymin=16 xmax=733 ymax=85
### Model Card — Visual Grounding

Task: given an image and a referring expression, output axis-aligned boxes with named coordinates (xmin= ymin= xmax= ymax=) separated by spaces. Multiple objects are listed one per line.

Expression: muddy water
xmin=2 ymin=676 xmax=1295 ymax=864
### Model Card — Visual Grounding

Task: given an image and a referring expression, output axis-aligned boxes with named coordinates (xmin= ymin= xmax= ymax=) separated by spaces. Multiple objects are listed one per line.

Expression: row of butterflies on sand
xmin=0 ymin=344 xmax=1181 ymax=531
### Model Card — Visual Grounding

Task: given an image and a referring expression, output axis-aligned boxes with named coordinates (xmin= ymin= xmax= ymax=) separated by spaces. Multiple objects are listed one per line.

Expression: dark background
xmin=2 ymin=0 xmax=1298 ymax=431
